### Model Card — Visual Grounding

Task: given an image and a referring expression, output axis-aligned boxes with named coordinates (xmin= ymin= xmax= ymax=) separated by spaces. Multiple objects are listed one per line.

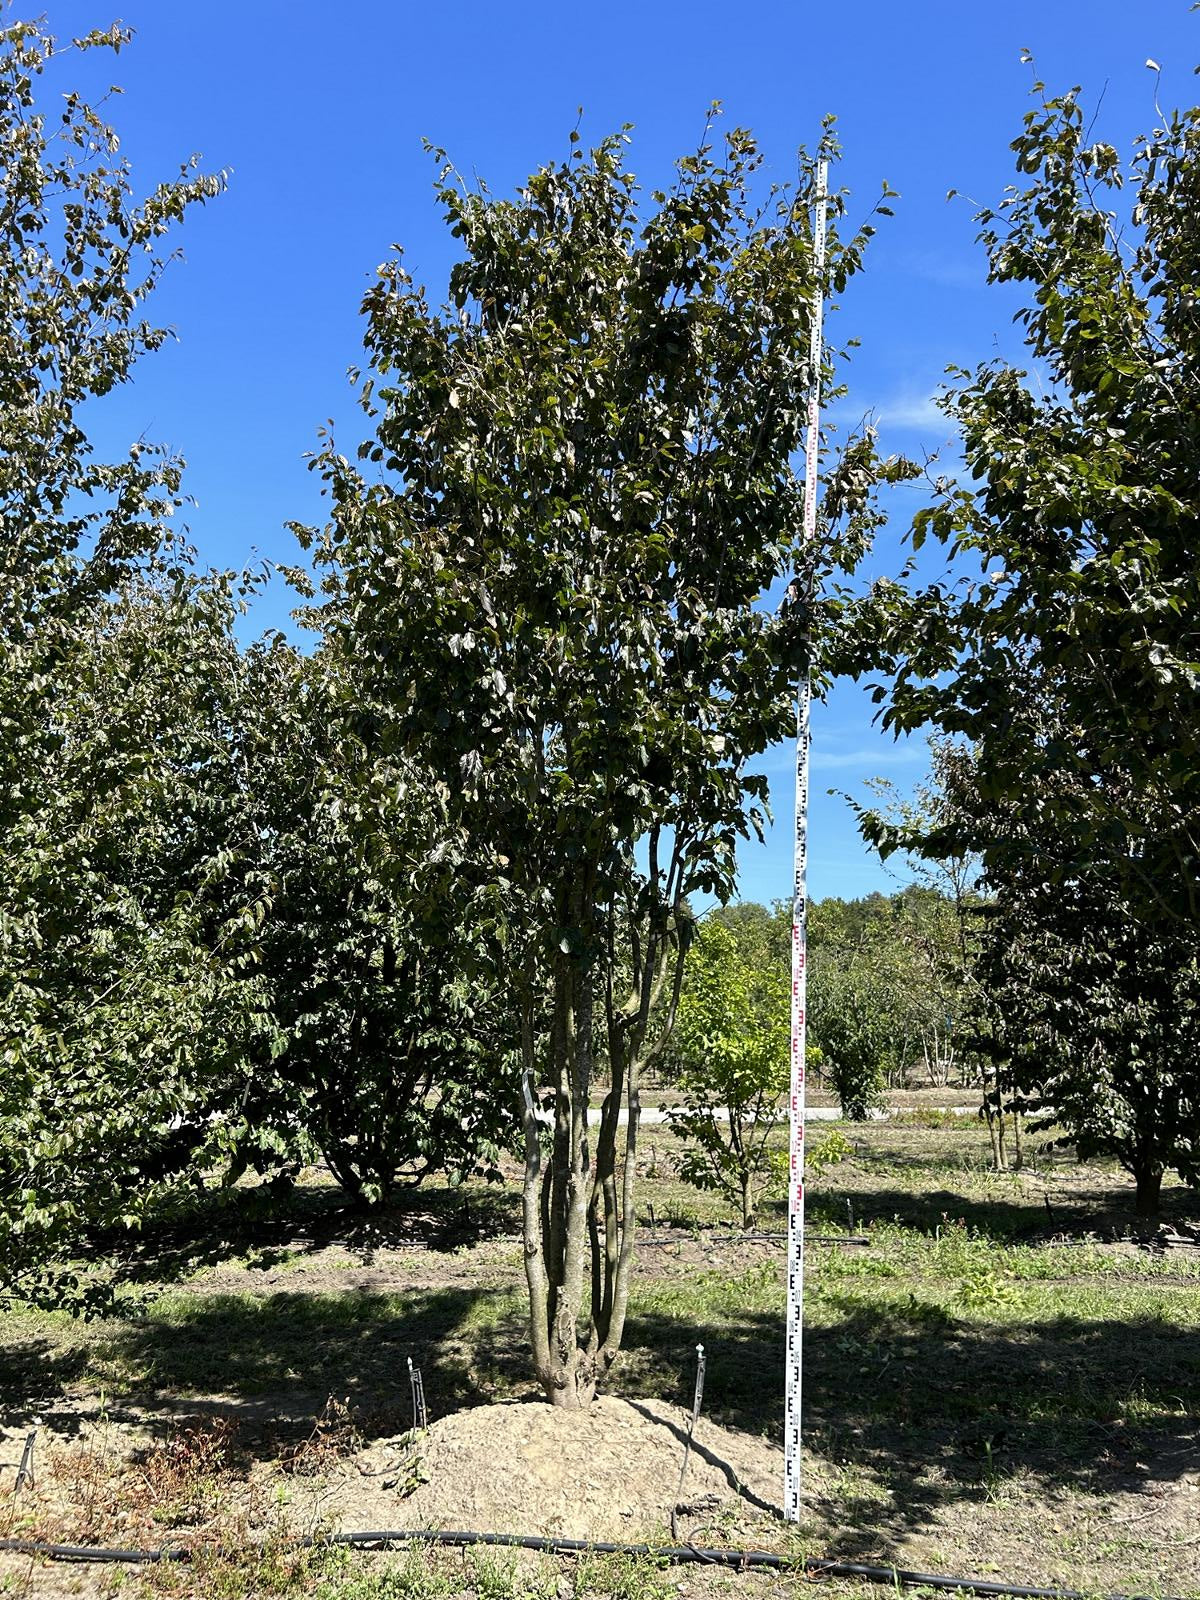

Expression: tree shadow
xmin=0 ymin=1336 xmax=94 ymax=1435
xmin=0 ymin=1284 xmax=533 ymax=1446
xmin=617 ymin=1295 xmax=1200 ymax=1560
xmin=806 ymin=1182 xmax=1200 ymax=1243
xmin=3 ymin=1262 xmax=1197 ymax=1567
xmin=101 ymin=1180 xmax=522 ymax=1289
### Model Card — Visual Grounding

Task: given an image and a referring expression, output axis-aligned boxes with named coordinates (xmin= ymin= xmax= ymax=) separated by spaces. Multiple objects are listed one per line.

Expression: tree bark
xmin=519 ymin=957 xmax=553 ymax=1396
xmin=1134 ymin=1163 xmax=1163 ymax=1218
xmin=520 ymin=848 xmax=689 ymax=1407
xmin=983 ymin=1062 xmax=1008 ymax=1172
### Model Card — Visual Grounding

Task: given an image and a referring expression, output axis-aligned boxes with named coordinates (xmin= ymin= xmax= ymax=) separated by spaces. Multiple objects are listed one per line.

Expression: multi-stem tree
xmin=302 ymin=118 xmax=896 ymax=1404
xmin=972 ymin=818 xmax=1200 ymax=1215
xmin=232 ymin=640 xmax=522 ymax=1205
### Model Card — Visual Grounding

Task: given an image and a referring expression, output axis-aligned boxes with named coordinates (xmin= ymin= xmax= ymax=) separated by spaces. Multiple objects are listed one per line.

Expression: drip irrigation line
xmin=0 ymin=1529 xmax=1182 ymax=1599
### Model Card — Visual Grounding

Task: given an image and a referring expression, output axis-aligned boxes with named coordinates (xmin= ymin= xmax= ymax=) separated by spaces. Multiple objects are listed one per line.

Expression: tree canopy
xmin=298 ymin=118 xmax=897 ymax=1403
xmin=844 ymin=76 xmax=1200 ymax=1208
xmin=0 ymin=19 xmax=239 ymax=1308
xmin=847 ymin=76 xmax=1200 ymax=927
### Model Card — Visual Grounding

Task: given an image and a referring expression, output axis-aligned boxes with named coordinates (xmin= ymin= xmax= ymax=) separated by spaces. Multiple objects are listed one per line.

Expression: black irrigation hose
xmin=0 ymin=1528 xmax=1183 ymax=1600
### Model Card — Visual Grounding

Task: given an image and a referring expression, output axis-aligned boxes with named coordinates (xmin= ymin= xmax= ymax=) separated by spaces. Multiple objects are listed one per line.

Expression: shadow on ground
xmin=98 ymin=1181 xmax=522 ymax=1289
xmin=0 ymin=1282 xmax=530 ymax=1443
xmin=2 ymin=1263 xmax=1198 ymax=1562
xmin=805 ymin=1181 xmax=1200 ymax=1242
xmin=618 ymin=1295 xmax=1200 ymax=1557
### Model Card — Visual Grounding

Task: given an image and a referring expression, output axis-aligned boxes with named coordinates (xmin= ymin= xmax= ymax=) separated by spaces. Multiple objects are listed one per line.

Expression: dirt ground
xmin=0 ymin=1400 xmax=794 ymax=1600
xmin=330 ymin=1396 xmax=782 ymax=1543
xmin=2 ymin=1101 xmax=1199 ymax=1599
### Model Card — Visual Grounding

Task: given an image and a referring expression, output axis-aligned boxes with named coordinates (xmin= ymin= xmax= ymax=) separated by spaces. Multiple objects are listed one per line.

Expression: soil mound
xmin=332 ymin=1396 xmax=784 ymax=1544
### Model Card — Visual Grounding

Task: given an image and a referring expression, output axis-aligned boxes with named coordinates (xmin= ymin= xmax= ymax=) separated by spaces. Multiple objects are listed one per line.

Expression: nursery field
xmin=2 ymin=1110 xmax=1199 ymax=1600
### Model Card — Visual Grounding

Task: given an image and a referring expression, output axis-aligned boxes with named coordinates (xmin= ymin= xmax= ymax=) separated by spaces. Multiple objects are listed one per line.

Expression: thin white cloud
xmin=823 ymin=390 xmax=954 ymax=443
xmin=876 ymin=391 xmax=950 ymax=432
xmin=755 ymin=743 xmax=926 ymax=777
xmin=811 ymin=745 xmax=927 ymax=772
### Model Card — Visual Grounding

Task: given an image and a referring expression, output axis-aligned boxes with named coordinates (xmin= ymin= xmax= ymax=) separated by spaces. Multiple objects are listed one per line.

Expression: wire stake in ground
xmin=407 ymin=1357 xmax=427 ymax=1432
xmin=12 ymin=1427 xmax=37 ymax=1494
xmin=678 ymin=1342 xmax=706 ymax=1497
xmin=671 ymin=1343 xmax=707 ymax=1544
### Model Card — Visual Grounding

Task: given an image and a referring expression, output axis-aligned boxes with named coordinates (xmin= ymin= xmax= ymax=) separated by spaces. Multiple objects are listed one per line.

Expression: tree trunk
xmin=983 ymin=1062 xmax=1008 ymax=1172
xmin=519 ymin=959 xmax=554 ymax=1398
xmin=545 ymin=933 xmax=596 ymax=1407
xmin=519 ymin=882 xmax=609 ymax=1410
xmin=1135 ymin=1163 xmax=1163 ymax=1218
xmin=521 ymin=858 xmax=686 ymax=1408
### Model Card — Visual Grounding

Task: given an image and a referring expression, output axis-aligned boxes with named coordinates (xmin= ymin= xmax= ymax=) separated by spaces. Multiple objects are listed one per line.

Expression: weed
xmin=955 ymin=1263 xmax=1017 ymax=1312
xmin=131 ymin=1415 xmax=244 ymax=1526
xmin=574 ymin=1550 xmax=675 ymax=1600
xmin=465 ymin=1544 xmax=555 ymax=1600
xmin=979 ymin=1437 xmax=1013 ymax=1506
xmin=808 ymin=1128 xmax=854 ymax=1178
xmin=888 ymin=1107 xmax=975 ymax=1130
xmin=312 ymin=1543 xmax=458 ymax=1598
xmin=34 ymin=1412 xmax=252 ymax=1547
xmin=282 ymin=1398 xmax=363 ymax=1476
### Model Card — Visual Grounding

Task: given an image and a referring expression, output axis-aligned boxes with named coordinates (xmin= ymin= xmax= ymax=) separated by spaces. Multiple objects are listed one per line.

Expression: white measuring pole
xmin=784 ymin=156 xmax=828 ymax=1524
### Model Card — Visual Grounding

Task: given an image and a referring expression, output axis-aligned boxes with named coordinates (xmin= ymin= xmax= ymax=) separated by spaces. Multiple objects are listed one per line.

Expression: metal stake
xmin=13 ymin=1427 xmax=37 ymax=1494
xmin=407 ymin=1356 xmax=427 ymax=1432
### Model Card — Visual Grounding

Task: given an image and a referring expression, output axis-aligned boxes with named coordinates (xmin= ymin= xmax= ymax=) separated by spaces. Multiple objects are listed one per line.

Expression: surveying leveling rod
xmin=784 ymin=156 xmax=828 ymax=1524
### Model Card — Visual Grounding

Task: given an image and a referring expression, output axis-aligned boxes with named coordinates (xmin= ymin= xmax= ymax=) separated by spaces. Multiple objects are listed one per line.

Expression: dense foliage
xmin=0 ymin=19 xmax=243 ymax=1308
xmin=297 ymin=118 xmax=900 ymax=1403
xmin=233 ymin=643 xmax=521 ymax=1205
xmin=666 ymin=918 xmax=789 ymax=1227
xmin=0 ymin=20 xmax=523 ymax=1306
xmin=846 ymin=75 xmax=1200 ymax=1211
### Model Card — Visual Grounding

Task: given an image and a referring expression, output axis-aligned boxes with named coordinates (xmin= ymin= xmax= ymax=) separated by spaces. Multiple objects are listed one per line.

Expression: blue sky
xmin=33 ymin=0 xmax=1198 ymax=905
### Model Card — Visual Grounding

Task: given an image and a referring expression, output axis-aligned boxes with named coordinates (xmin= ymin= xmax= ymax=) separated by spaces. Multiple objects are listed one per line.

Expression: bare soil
xmin=311 ymin=1395 xmax=782 ymax=1544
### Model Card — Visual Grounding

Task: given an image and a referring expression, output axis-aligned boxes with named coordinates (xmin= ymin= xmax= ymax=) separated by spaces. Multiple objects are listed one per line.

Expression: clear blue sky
xmin=36 ymin=1 xmax=1198 ymax=905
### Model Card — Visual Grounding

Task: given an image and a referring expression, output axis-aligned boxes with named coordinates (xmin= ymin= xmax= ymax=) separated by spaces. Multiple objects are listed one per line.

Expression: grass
xmin=2 ymin=1110 xmax=1199 ymax=1598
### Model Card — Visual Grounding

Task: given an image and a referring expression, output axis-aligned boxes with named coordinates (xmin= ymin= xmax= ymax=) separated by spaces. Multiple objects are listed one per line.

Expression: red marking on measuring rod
xmin=785 ymin=156 xmax=828 ymax=1526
